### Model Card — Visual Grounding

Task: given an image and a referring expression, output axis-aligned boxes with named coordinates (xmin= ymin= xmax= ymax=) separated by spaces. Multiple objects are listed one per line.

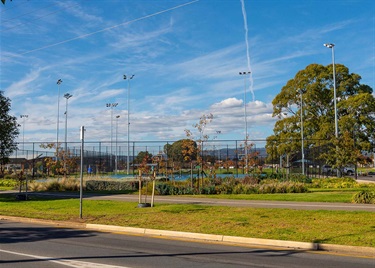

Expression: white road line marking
xmin=0 ymin=249 xmax=129 ymax=268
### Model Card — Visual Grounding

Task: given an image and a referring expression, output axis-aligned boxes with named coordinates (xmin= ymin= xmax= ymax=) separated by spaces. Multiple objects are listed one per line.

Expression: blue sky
xmin=1 ymin=0 xmax=374 ymax=145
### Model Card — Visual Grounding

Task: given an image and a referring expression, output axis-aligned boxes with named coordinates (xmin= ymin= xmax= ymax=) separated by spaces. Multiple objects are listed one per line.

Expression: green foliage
xmin=154 ymin=177 xmax=308 ymax=195
xmin=266 ymin=63 xmax=375 ymax=169
xmin=352 ymin=191 xmax=375 ymax=204
xmin=0 ymin=91 xmax=20 ymax=177
xmin=233 ymin=184 xmax=258 ymax=194
xmin=29 ymin=178 xmax=82 ymax=192
xmin=3 ymin=173 xmax=18 ymax=180
xmin=0 ymin=178 xmax=17 ymax=187
xmin=86 ymin=180 xmax=137 ymax=191
xmin=164 ymin=139 xmax=197 ymax=163
xmin=28 ymin=178 xmax=138 ymax=192
xmin=134 ymin=151 xmax=153 ymax=164
xmin=310 ymin=177 xmax=360 ymax=189
xmin=199 ymin=185 xmax=216 ymax=195
xmin=155 ymin=183 xmax=171 ymax=195
xmin=321 ymin=131 xmax=360 ymax=172
xmin=258 ymin=181 xmax=308 ymax=194
xmin=155 ymin=183 xmax=196 ymax=195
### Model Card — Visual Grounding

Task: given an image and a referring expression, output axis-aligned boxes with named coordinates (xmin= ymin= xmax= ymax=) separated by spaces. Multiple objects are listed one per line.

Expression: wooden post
xmin=190 ymin=161 xmax=193 ymax=189
xmin=138 ymin=169 xmax=142 ymax=204
xmin=151 ymin=171 xmax=156 ymax=207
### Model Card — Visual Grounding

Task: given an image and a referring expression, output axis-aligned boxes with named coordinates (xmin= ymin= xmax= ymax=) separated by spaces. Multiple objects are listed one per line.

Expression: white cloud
xmin=211 ymin=98 xmax=242 ymax=109
xmin=4 ymin=68 xmax=44 ymax=98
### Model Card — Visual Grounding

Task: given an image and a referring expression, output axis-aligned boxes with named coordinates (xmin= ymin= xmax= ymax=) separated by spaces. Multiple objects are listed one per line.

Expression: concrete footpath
xmin=1 ymin=215 xmax=374 ymax=258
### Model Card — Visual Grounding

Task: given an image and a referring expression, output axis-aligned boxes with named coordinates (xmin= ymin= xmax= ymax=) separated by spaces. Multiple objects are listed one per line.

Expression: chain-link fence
xmin=5 ymin=138 xmax=337 ymax=179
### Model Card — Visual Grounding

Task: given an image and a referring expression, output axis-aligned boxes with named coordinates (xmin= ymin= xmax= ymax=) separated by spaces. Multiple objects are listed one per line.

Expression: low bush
xmin=86 ymin=180 xmax=137 ymax=191
xmin=310 ymin=177 xmax=359 ymax=189
xmin=29 ymin=181 xmax=46 ymax=192
xmin=4 ymin=174 xmax=17 ymax=180
xmin=288 ymin=174 xmax=312 ymax=183
xmin=28 ymin=178 xmax=81 ymax=192
xmin=352 ymin=191 xmax=375 ymax=204
xmin=0 ymin=178 xmax=18 ymax=188
xmin=233 ymin=183 xmax=258 ymax=194
xmin=154 ymin=179 xmax=308 ymax=195
xmin=156 ymin=183 xmax=171 ymax=195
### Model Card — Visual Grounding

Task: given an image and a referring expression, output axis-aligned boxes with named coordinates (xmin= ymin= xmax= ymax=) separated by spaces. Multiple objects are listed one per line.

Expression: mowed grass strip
xmin=187 ymin=191 xmax=357 ymax=203
xmin=0 ymin=194 xmax=374 ymax=248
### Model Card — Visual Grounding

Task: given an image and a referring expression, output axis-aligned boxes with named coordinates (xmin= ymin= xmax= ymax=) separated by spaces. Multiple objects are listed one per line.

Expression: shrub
xmin=242 ymin=176 xmax=259 ymax=185
xmin=46 ymin=181 xmax=64 ymax=191
xmin=4 ymin=174 xmax=17 ymax=180
xmin=29 ymin=181 xmax=46 ymax=192
xmin=288 ymin=174 xmax=312 ymax=183
xmin=258 ymin=181 xmax=308 ymax=194
xmin=86 ymin=180 xmax=136 ymax=191
xmin=269 ymin=173 xmax=284 ymax=180
xmin=156 ymin=183 xmax=172 ymax=195
xmin=0 ymin=178 xmax=18 ymax=188
xmin=352 ymin=191 xmax=375 ymax=204
xmin=200 ymin=186 xmax=216 ymax=195
xmin=233 ymin=183 xmax=258 ymax=194
xmin=310 ymin=178 xmax=359 ymax=189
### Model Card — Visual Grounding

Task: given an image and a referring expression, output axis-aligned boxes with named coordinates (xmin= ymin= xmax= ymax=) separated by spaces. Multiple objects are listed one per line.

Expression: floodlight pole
xmin=20 ymin=114 xmax=28 ymax=152
xmin=64 ymin=93 xmax=72 ymax=176
xmin=106 ymin=103 xmax=118 ymax=172
xmin=324 ymin=43 xmax=339 ymax=176
xmin=115 ymin=115 xmax=120 ymax=174
xmin=324 ymin=43 xmax=338 ymax=139
xmin=124 ymin=74 xmax=135 ymax=175
xmin=56 ymin=79 xmax=62 ymax=159
xmin=64 ymin=94 xmax=72 ymax=152
xmin=239 ymin=71 xmax=251 ymax=174
xmin=298 ymin=90 xmax=305 ymax=175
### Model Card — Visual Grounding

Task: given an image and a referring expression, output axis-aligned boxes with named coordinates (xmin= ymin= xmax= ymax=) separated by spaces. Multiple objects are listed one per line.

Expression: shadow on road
xmin=0 ymin=224 xmax=96 ymax=244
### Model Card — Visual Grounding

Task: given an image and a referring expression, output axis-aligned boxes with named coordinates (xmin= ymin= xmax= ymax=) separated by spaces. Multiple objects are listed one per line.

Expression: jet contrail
xmin=8 ymin=0 xmax=200 ymax=57
xmin=240 ymin=0 xmax=255 ymax=101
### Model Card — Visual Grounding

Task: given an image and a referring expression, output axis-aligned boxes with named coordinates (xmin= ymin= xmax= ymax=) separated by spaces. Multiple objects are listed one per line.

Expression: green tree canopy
xmin=0 ymin=91 xmax=19 ymax=176
xmin=134 ymin=151 xmax=153 ymax=164
xmin=266 ymin=63 xmax=375 ymax=169
xmin=164 ymin=139 xmax=197 ymax=163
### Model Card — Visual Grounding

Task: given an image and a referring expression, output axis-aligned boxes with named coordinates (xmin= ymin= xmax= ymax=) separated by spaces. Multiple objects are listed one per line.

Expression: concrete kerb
xmin=2 ymin=215 xmax=374 ymax=258
xmin=86 ymin=223 xmax=315 ymax=249
xmin=222 ymin=236 xmax=318 ymax=250
xmin=86 ymin=224 xmax=146 ymax=235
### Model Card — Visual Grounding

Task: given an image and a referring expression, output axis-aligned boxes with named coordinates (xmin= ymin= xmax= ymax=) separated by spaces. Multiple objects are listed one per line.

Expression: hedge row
xmin=311 ymin=177 xmax=360 ymax=189
xmin=29 ymin=178 xmax=80 ymax=192
xmin=154 ymin=180 xmax=308 ymax=195
xmin=86 ymin=180 xmax=137 ymax=191
xmin=0 ymin=179 xmax=18 ymax=187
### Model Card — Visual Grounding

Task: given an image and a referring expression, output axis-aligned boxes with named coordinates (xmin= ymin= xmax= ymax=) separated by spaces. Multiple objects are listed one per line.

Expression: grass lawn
xmin=0 ymin=193 xmax=374 ymax=248
xmin=189 ymin=191 xmax=357 ymax=203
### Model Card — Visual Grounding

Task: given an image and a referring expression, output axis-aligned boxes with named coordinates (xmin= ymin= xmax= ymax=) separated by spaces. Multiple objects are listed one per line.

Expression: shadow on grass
xmin=0 ymin=190 xmax=137 ymax=202
xmin=312 ymin=227 xmax=375 ymax=246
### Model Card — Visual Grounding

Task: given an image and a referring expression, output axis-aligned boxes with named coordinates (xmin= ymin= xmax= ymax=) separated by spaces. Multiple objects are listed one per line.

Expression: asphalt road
xmin=1 ymin=220 xmax=374 ymax=268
